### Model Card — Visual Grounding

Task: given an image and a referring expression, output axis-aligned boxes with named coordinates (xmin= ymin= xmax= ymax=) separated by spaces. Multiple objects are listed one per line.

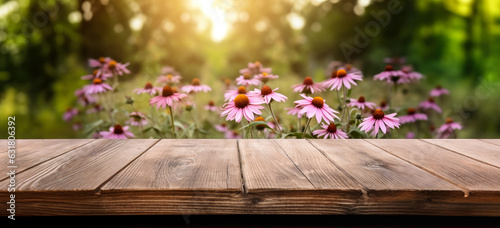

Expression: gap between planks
xmin=93 ymin=139 xmax=161 ymax=195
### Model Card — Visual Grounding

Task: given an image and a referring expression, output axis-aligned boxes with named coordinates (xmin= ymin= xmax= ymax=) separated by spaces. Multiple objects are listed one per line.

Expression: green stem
xmin=168 ymin=106 xmax=176 ymax=138
xmin=130 ymin=104 xmax=144 ymax=138
xmin=301 ymin=118 xmax=312 ymax=139
xmin=267 ymin=102 xmax=282 ymax=138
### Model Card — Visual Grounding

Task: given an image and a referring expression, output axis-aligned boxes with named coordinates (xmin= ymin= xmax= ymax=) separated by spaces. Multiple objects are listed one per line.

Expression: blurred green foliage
xmin=0 ymin=0 xmax=499 ymax=138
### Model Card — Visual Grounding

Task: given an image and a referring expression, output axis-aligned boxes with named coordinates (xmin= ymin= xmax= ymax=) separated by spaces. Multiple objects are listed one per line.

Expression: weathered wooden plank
xmin=0 ymin=139 xmax=158 ymax=191
xmin=480 ymin=139 xmax=500 ymax=146
xmin=238 ymin=139 xmax=314 ymax=192
xmin=423 ymin=139 xmax=500 ymax=168
xmin=272 ymin=139 xmax=361 ymax=190
xmin=309 ymin=139 xmax=460 ymax=191
xmin=0 ymin=139 xmax=94 ymax=179
xmin=100 ymin=139 xmax=241 ymax=191
xmin=366 ymin=139 xmax=500 ymax=193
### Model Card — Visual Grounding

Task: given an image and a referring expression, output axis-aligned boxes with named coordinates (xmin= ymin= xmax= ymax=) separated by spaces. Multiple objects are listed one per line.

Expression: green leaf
xmin=239 ymin=121 xmax=277 ymax=133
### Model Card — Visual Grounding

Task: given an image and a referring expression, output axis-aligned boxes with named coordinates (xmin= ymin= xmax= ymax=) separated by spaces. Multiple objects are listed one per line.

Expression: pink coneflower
xmin=430 ymin=85 xmax=449 ymax=97
xmin=128 ymin=112 xmax=148 ymax=126
xmin=359 ymin=109 xmax=400 ymax=136
xmin=374 ymin=65 xmax=410 ymax=84
xmin=437 ymin=118 xmax=462 ymax=139
xmin=149 ymin=86 xmax=188 ymax=109
xmin=157 ymin=74 xmax=182 ymax=85
xmin=406 ymin=131 xmax=415 ymax=139
xmin=74 ymin=89 xmax=96 ymax=106
xmin=81 ymin=69 xmax=113 ymax=80
xmin=63 ymin=108 xmax=78 ymax=122
xmin=239 ymin=61 xmax=272 ymax=75
xmin=225 ymin=130 xmax=242 ymax=139
xmin=313 ymin=123 xmax=348 ymax=139
xmin=205 ymin=100 xmax=219 ymax=112
xmin=73 ymin=122 xmax=82 ymax=131
xmin=83 ymin=78 xmax=113 ymax=95
xmin=399 ymin=108 xmax=428 ymax=124
xmin=294 ymin=94 xmax=339 ymax=124
xmin=224 ymin=86 xmax=252 ymax=101
xmin=419 ymin=97 xmax=442 ymax=113
xmin=99 ymin=124 xmax=135 ymax=139
xmin=134 ymin=82 xmax=162 ymax=96
xmin=377 ymin=100 xmax=389 ymax=111
xmin=339 ymin=64 xmax=361 ymax=75
xmin=221 ymin=94 xmax=265 ymax=123
xmin=348 ymin=96 xmax=376 ymax=110
xmin=252 ymin=85 xmax=288 ymax=104
xmin=322 ymin=69 xmax=362 ymax=91
xmin=292 ymin=76 xmax=325 ymax=94
xmin=401 ymin=65 xmax=423 ymax=82
xmin=236 ymin=72 xmax=261 ymax=86
xmin=181 ymin=78 xmax=212 ymax=94
xmin=161 ymin=66 xmax=176 ymax=75
xmin=88 ymin=57 xmax=111 ymax=68
xmin=254 ymin=72 xmax=279 ymax=83
xmin=87 ymin=104 xmax=104 ymax=114
xmin=286 ymin=106 xmax=304 ymax=118
xmin=103 ymin=60 xmax=130 ymax=75
xmin=215 ymin=123 xmax=228 ymax=132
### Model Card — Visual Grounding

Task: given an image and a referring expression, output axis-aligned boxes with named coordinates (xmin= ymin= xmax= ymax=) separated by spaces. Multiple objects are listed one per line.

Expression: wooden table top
xmin=1 ymin=139 xmax=499 ymax=216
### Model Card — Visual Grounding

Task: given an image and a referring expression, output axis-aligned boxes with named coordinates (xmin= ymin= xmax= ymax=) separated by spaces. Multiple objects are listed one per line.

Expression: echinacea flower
xmin=359 ymin=109 xmax=400 ymax=136
xmin=224 ymin=86 xmax=252 ymax=101
xmin=384 ymin=56 xmax=406 ymax=65
xmin=339 ymin=64 xmax=361 ymax=75
xmin=374 ymin=65 xmax=410 ymax=84
xmin=419 ymin=97 xmax=442 ymax=113
xmin=254 ymin=116 xmax=268 ymax=131
xmin=286 ymin=106 xmax=304 ymax=118
xmin=63 ymin=108 xmax=78 ymax=122
xmin=239 ymin=61 xmax=272 ymax=75
xmin=294 ymin=94 xmax=339 ymax=124
xmin=437 ymin=118 xmax=462 ymax=139
xmin=292 ymin=76 xmax=325 ymax=94
xmin=81 ymin=69 xmax=113 ymax=80
xmin=157 ymin=74 xmax=182 ymax=85
xmin=215 ymin=123 xmax=228 ymax=132
xmin=73 ymin=122 xmax=82 ymax=131
xmin=103 ymin=60 xmax=130 ymax=75
xmin=313 ymin=123 xmax=348 ymax=139
xmin=99 ymin=124 xmax=135 ymax=139
xmin=127 ymin=112 xmax=148 ymax=126
xmin=401 ymin=65 xmax=423 ymax=82
xmin=134 ymin=82 xmax=162 ymax=96
xmin=377 ymin=100 xmax=389 ymax=111
xmin=430 ymin=85 xmax=449 ymax=97
xmin=181 ymin=78 xmax=212 ymax=93
xmin=221 ymin=94 xmax=265 ymax=123
xmin=74 ymin=89 xmax=96 ymax=106
xmin=149 ymin=86 xmax=188 ymax=109
xmin=161 ymin=66 xmax=176 ymax=75
xmin=82 ymin=78 xmax=113 ymax=95
xmin=348 ymin=96 xmax=376 ymax=110
xmin=205 ymin=100 xmax=219 ymax=112
xmin=88 ymin=57 xmax=111 ymax=68
xmin=322 ymin=69 xmax=362 ymax=91
xmin=406 ymin=132 xmax=415 ymax=139
xmin=255 ymin=72 xmax=279 ymax=83
xmin=225 ymin=130 xmax=242 ymax=139
xmin=235 ymin=72 xmax=261 ymax=86
xmin=252 ymin=85 xmax=287 ymax=104
xmin=399 ymin=108 xmax=428 ymax=124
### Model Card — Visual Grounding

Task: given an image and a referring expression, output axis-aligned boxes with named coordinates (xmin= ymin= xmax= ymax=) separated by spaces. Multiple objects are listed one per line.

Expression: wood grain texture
xmin=238 ymin=139 xmax=314 ymax=192
xmin=273 ymin=139 xmax=361 ymax=190
xmin=100 ymin=139 xmax=241 ymax=191
xmin=422 ymin=139 xmax=500 ymax=168
xmin=309 ymin=139 xmax=460 ymax=192
xmin=480 ymin=139 xmax=500 ymax=146
xmin=0 ymin=139 xmax=93 ymax=180
xmin=0 ymin=139 xmax=158 ymax=191
xmin=366 ymin=139 xmax=500 ymax=193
